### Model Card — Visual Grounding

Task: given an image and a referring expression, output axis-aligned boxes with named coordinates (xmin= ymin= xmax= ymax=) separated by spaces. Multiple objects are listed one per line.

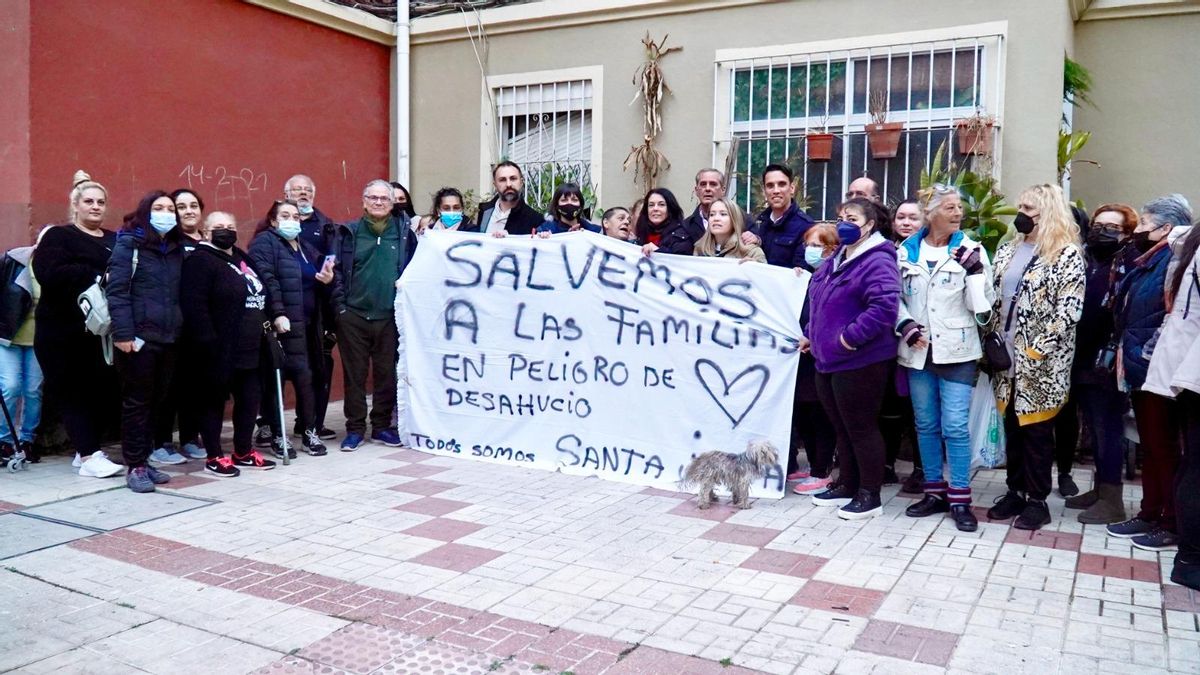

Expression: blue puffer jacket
xmin=105 ymin=228 xmax=183 ymax=344
xmin=1115 ymin=242 xmax=1172 ymax=390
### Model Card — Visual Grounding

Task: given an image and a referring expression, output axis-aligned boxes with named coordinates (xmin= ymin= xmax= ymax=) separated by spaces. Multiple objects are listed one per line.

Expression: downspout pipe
xmin=393 ymin=1 xmax=410 ymax=186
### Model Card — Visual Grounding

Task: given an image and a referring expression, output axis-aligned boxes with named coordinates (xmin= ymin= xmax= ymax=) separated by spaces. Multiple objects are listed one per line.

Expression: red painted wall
xmin=0 ymin=0 xmax=32 ymax=250
xmin=27 ymin=0 xmax=391 ymax=247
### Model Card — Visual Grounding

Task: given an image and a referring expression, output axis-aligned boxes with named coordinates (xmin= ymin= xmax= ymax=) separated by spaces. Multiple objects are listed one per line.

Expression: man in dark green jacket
xmin=331 ymin=179 xmax=418 ymax=451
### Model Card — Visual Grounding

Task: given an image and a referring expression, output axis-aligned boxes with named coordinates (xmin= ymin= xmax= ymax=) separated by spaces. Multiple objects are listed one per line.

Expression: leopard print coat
xmin=988 ymin=240 xmax=1086 ymax=425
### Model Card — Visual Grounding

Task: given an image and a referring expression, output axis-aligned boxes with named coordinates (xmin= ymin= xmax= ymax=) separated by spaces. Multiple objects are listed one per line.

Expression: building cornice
xmin=244 ymin=0 xmax=397 ymax=44
xmin=410 ymin=0 xmax=777 ymax=45
xmin=1077 ymin=0 xmax=1200 ymax=21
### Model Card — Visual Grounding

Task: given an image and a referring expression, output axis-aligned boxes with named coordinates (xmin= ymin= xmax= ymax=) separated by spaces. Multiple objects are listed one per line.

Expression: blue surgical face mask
xmin=836 ymin=220 xmax=863 ymax=246
xmin=149 ymin=211 xmax=176 ymax=235
xmin=277 ymin=219 xmax=302 ymax=240
xmin=297 ymin=203 xmax=314 ymax=216
xmin=804 ymin=245 xmax=828 ymax=269
xmin=439 ymin=211 xmax=464 ymax=228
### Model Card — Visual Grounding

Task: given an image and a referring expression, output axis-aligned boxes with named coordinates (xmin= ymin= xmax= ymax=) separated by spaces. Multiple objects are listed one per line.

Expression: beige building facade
xmin=260 ymin=0 xmax=1200 ymax=219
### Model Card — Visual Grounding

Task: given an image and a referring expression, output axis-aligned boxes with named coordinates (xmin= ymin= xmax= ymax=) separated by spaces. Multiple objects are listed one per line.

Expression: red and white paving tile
xmin=2 ymin=431 xmax=1198 ymax=674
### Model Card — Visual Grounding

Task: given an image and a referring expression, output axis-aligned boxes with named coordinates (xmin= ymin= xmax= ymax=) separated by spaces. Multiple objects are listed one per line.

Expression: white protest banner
xmin=396 ymin=230 xmax=805 ymax=498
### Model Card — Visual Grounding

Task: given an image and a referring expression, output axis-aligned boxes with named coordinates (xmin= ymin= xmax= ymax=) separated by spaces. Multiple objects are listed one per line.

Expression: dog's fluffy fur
xmin=681 ymin=440 xmax=779 ymax=509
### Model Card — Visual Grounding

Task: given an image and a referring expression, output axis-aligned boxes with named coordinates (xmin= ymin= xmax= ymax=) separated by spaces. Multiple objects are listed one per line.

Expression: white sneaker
xmin=78 ymin=451 xmax=123 ymax=478
xmin=149 ymin=446 xmax=187 ymax=465
xmin=72 ymin=452 xmax=83 ymax=468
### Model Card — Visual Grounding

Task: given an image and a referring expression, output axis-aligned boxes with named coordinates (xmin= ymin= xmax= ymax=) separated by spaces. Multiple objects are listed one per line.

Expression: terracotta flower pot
xmin=865 ymin=122 xmax=904 ymax=159
xmin=955 ymin=119 xmax=994 ymax=155
xmin=806 ymin=133 xmax=834 ymax=162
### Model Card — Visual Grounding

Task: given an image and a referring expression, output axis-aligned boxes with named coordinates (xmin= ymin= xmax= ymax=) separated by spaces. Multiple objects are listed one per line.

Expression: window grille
xmin=493 ymin=79 xmax=594 ymax=212
xmin=716 ymin=33 xmax=1005 ymax=220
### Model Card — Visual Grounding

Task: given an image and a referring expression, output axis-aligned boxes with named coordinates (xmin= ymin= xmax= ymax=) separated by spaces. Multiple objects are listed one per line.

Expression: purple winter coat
xmin=807 ymin=236 xmax=901 ymax=373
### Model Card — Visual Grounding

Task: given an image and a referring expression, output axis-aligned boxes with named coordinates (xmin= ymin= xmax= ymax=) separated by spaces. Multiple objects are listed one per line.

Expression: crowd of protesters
xmin=2 ymin=160 xmax=1198 ymax=592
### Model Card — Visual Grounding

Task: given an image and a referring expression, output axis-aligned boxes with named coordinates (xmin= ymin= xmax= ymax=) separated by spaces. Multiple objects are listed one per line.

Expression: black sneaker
xmin=951 ymin=504 xmax=978 ymax=532
xmin=204 ymin=456 xmax=241 ymax=478
xmin=837 ymin=489 xmax=882 ymax=520
xmin=811 ymin=482 xmax=855 ymax=507
xmin=1132 ymin=527 xmax=1180 ymax=552
xmin=317 ymin=427 xmax=337 ymax=440
xmin=1058 ymin=473 xmax=1079 ymax=498
xmin=254 ymin=425 xmax=274 ymax=448
xmin=303 ymin=429 xmax=328 ymax=456
xmin=905 ymin=494 xmax=949 ymax=518
xmin=883 ymin=466 xmax=900 ymax=485
xmin=987 ymin=491 xmax=1027 ymax=520
xmin=271 ymin=436 xmax=297 ymax=460
xmin=1013 ymin=500 xmax=1051 ymax=530
xmin=232 ymin=450 xmax=276 ymax=470
xmin=0 ymin=441 xmax=13 ymax=462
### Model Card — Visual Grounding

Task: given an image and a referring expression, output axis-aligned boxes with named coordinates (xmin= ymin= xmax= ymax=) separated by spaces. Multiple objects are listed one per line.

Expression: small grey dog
xmin=681 ymin=440 xmax=779 ymax=509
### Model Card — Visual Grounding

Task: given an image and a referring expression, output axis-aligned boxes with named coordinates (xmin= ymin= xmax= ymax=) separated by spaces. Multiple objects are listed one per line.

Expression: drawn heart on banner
xmin=693 ymin=359 xmax=770 ymax=428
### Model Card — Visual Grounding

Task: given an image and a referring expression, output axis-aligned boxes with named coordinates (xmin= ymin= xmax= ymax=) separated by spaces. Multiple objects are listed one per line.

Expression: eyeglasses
xmin=363 ymin=196 xmax=391 ymax=203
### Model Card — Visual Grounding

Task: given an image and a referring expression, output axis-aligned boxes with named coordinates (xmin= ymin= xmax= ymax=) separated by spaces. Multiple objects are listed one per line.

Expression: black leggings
xmin=36 ymin=336 xmax=119 ymax=455
xmin=790 ymin=401 xmax=836 ymax=478
xmin=260 ymin=356 xmax=314 ymax=436
xmin=114 ymin=342 xmax=178 ymax=468
xmin=199 ymin=368 xmax=261 ymax=459
xmin=816 ymin=360 xmax=890 ymax=493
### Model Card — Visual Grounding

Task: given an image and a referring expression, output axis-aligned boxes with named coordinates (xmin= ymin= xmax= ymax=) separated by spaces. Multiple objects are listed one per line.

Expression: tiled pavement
xmin=2 ymin=427 xmax=1199 ymax=674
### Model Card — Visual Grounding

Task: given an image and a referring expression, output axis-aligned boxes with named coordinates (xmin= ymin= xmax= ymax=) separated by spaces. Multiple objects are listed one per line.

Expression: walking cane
xmin=265 ymin=322 xmax=291 ymax=466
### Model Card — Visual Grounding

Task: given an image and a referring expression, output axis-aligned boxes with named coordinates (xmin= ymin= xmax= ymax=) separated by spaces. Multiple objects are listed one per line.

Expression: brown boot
xmin=1077 ymin=483 xmax=1126 ymax=525
xmin=1065 ymin=476 xmax=1099 ymax=509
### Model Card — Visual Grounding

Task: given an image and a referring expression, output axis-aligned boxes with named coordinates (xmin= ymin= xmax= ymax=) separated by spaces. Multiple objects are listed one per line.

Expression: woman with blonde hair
xmin=986 ymin=184 xmax=1085 ymax=530
xmin=693 ymin=198 xmax=765 ymax=262
xmin=33 ymin=171 xmax=123 ymax=478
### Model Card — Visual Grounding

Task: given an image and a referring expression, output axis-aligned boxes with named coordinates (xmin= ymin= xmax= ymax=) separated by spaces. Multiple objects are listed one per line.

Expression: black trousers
xmin=199 ymin=368 xmax=260 ymax=459
xmin=261 ymin=351 xmax=315 ymax=437
xmin=880 ymin=366 xmax=917 ymax=469
xmin=1003 ymin=400 xmax=1058 ymax=501
xmin=790 ymin=401 xmax=836 ymax=479
xmin=154 ymin=354 xmax=201 ymax=448
xmin=312 ymin=328 xmax=334 ymax=431
xmin=1054 ymin=392 xmax=1078 ymax=476
xmin=1176 ymin=390 xmax=1200 ymax=561
xmin=815 ymin=360 xmax=889 ymax=493
xmin=337 ymin=310 xmax=397 ymax=435
xmin=36 ymin=336 xmax=119 ymax=455
xmin=115 ymin=342 xmax=178 ymax=468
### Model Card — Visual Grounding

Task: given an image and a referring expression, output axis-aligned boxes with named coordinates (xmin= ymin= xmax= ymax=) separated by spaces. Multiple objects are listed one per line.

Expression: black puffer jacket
xmin=106 ymin=228 xmax=183 ymax=344
xmin=248 ymin=228 xmax=323 ymax=360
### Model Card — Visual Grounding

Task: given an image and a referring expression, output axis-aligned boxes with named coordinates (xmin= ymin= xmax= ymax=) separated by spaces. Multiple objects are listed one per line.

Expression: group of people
xmin=2 ymin=159 xmax=1198 ymax=591
xmin=6 ymin=171 xmax=415 ymax=492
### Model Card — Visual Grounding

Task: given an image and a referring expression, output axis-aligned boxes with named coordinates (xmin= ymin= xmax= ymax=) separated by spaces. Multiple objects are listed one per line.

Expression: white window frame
xmin=479 ymin=65 xmax=604 ymax=207
xmin=712 ymin=22 xmax=1007 ymax=215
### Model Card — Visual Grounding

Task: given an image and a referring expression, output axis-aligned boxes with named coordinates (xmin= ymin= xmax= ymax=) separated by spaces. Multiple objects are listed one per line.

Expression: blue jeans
xmin=908 ymin=367 xmax=974 ymax=490
xmin=0 ymin=344 xmax=43 ymax=443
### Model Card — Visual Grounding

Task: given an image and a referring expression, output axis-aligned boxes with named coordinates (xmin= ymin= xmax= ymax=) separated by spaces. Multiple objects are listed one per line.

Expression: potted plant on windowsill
xmin=806 ymin=115 xmax=835 ymax=162
xmin=955 ymin=111 xmax=996 ymax=156
xmin=865 ymin=91 xmax=903 ymax=159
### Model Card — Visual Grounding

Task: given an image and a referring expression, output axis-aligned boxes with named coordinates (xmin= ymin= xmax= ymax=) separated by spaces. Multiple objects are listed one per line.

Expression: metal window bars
xmin=493 ymin=79 xmax=594 ymax=212
xmin=717 ymin=33 xmax=1004 ymax=220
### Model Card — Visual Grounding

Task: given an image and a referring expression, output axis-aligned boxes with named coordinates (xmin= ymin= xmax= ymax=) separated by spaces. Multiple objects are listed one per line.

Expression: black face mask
xmin=1014 ymin=212 xmax=1036 ymax=234
xmin=1131 ymin=230 xmax=1157 ymax=253
xmin=1086 ymin=232 xmax=1121 ymax=259
xmin=559 ymin=204 xmax=582 ymax=221
xmin=210 ymin=229 xmax=238 ymax=250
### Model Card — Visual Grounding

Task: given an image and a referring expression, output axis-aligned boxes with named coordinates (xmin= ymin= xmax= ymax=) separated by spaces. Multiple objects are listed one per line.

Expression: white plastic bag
xmin=969 ymin=373 xmax=1005 ymax=469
